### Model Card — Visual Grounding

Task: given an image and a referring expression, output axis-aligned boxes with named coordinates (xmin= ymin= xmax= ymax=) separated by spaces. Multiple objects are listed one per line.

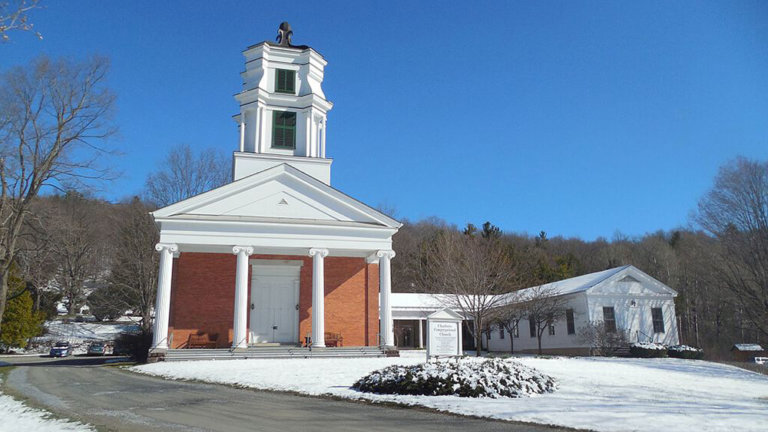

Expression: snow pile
xmin=353 ymin=357 xmax=556 ymax=398
xmin=0 ymin=391 xmax=94 ymax=431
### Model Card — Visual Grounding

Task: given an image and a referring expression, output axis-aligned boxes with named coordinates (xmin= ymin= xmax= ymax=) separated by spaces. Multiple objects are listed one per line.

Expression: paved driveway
xmin=2 ymin=356 xmax=578 ymax=432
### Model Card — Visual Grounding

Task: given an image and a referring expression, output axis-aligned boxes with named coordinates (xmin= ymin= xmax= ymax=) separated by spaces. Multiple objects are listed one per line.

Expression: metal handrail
xmin=636 ymin=329 xmax=653 ymax=343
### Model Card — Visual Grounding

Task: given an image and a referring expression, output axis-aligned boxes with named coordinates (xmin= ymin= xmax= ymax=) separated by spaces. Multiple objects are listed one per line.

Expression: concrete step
xmin=163 ymin=346 xmax=392 ymax=362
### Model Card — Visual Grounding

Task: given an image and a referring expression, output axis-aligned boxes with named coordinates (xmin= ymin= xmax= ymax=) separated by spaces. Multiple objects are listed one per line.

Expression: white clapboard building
xmin=391 ymin=265 xmax=680 ymax=355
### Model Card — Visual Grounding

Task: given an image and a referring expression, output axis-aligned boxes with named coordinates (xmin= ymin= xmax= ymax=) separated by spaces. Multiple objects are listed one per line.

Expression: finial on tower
xmin=276 ymin=22 xmax=293 ymax=46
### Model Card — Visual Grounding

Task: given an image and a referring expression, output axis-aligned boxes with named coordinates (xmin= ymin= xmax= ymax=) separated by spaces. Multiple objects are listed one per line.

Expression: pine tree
xmin=0 ymin=270 xmax=44 ymax=350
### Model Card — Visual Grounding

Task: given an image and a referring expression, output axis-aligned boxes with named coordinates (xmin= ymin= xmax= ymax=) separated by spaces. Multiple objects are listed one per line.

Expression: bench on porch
xmin=187 ymin=333 xmax=219 ymax=349
xmin=325 ymin=332 xmax=343 ymax=347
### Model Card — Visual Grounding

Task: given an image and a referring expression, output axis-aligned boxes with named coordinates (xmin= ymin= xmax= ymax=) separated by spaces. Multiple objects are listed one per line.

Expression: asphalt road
xmin=2 ymin=356 xmax=577 ymax=432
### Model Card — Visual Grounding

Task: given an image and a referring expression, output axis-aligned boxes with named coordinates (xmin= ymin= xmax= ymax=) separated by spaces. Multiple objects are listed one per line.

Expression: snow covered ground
xmin=132 ymin=351 xmax=768 ymax=432
xmin=0 ymin=389 xmax=93 ymax=431
xmin=41 ymin=320 xmax=139 ymax=342
xmin=21 ymin=320 xmax=140 ymax=355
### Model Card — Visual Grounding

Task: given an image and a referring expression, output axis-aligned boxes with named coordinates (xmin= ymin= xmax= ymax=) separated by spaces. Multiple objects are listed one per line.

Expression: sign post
xmin=426 ymin=308 xmax=464 ymax=359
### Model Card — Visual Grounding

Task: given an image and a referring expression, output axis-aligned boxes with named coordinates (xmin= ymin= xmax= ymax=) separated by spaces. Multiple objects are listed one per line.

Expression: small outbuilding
xmin=730 ymin=344 xmax=766 ymax=362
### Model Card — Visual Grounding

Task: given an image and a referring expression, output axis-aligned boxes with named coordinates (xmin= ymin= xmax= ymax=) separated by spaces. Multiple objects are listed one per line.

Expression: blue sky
xmin=4 ymin=1 xmax=767 ymax=240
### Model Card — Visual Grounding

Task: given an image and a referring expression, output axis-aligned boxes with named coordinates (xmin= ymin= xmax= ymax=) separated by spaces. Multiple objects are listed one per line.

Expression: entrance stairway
xmin=164 ymin=346 xmax=393 ymax=362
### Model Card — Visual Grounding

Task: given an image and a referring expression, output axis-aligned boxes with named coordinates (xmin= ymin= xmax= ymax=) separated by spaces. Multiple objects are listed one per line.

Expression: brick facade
xmin=168 ymin=252 xmax=379 ymax=348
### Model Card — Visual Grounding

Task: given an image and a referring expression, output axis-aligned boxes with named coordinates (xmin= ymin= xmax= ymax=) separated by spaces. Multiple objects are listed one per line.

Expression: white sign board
xmin=426 ymin=308 xmax=463 ymax=358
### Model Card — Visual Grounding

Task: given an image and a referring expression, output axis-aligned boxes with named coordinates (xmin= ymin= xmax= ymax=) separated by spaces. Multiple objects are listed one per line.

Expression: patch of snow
xmin=733 ymin=344 xmax=764 ymax=352
xmin=0 ymin=391 xmax=94 ymax=431
xmin=631 ymin=342 xmax=667 ymax=350
xmin=24 ymin=320 xmax=140 ymax=355
xmin=669 ymin=344 xmax=702 ymax=352
xmin=131 ymin=353 xmax=768 ymax=432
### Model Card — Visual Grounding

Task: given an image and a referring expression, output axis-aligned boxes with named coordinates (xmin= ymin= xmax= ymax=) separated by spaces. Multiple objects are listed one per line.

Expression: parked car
xmin=112 ymin=341 xmax=131 ymax=356
xmin=49 ymin=341 xmax=72 ymax=357
xmin=87 ymin=341 xmax=111 ymax=356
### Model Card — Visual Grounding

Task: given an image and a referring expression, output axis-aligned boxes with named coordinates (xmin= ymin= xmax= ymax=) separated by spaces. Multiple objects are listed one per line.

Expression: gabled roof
xmin=152 ymin=164 xmax=401 ymax=229
xmin=507 ymin=265 xmax=677 ymax=301
xmin=390 ymin=293 xmax=444 ymax=310
xmin=732 ymin=344 xmax=764 ymax=352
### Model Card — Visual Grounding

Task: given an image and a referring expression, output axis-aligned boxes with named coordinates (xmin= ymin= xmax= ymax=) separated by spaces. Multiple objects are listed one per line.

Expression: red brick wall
xmin=167 ymin=252 xmax=379 ymax=348
xmin=366 ymin=262 xmax=380 ymax=345
xmin=169 ymin=253 xmax=236 ymax=348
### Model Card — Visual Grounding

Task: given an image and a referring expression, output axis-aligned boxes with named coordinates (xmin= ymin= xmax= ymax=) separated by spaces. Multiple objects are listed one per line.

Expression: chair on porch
xmin=324 ymin=332 xmax=343 ymax=347
xmin=186 ymin=332 xmax=219 ymax=349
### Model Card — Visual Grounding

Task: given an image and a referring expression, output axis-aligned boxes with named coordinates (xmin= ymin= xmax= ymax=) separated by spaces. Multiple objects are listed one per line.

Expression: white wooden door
xmin=250 ymin=267 xmax=299 ymax=344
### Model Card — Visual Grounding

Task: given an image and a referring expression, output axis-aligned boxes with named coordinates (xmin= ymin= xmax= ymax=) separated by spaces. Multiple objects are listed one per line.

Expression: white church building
xmin=392 ymin=265 xmax=680 ymax=355
xmin=149 ymin=24 xmax=401 ymax=358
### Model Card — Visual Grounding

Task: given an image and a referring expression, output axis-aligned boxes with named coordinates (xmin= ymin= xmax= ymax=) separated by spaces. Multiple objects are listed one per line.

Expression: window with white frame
xmin=566 ymin=308 xmax=576 ymax=335
xmin=652 ymin=307 xmax=665 ymax=333
xmin=603 ymin=306 xmax=617 ymax=333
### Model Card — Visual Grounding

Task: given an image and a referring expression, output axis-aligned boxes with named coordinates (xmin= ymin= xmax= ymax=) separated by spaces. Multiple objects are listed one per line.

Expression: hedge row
xmin=629 ymin=343 xmax=704 ymax=359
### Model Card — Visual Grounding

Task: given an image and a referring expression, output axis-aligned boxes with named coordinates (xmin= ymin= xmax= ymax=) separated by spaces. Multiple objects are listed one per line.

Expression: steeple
xmin=233 ymin=23 xmax=334 ymax=184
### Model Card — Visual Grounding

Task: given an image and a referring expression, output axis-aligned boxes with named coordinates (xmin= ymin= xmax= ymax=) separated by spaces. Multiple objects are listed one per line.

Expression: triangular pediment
xmin=152 ymin=164 xmax=401 ymax=228
xmin=618 ymin=275 xmax=641 ymax=283
xmin=427 ymin=308 xmax=464 ymax=321
xmin=586 ymin=266 xmax=677 ymax=297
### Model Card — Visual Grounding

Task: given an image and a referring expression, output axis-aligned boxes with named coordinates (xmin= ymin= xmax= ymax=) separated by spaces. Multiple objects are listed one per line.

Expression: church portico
xmin=149 ymin=24 xmax=401 ymax=359
xmin=150 ymin=239 xmax=394 ymax=352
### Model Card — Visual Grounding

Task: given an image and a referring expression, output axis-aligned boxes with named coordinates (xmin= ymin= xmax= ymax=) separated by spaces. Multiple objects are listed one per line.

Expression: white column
xmin=309 ymin=248 xmax=329 ymax=347
xmin=239 ymin=118 xmax=245 ymax=152
xmin=309 ymin=113 xmax=316 ymax=157
xmin=418 ymin=319 xmax=424 ymax=349
xmin=305 ymin=110 xmax=312 ymax=157
xmin=258 ymin=107 xmax=267 ymax=153
xmin=377 ymin=250 xmax=396 ymax=348
xmin=151 ymin=243 xmax=178 ymax=351
xmin=320 ymin=118 xmax=327 ymax=158
xmin=232 ymin=246 xmax=254 ymax=349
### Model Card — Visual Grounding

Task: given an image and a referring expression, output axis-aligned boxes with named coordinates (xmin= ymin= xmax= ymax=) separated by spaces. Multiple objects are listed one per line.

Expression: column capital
xmin=155 ymin=243 xmax=179 ymax=254
xmin=309 ymin=248 xmax=329 ymax=258
xmin=376 ymin=250 xmax=396 ymax=260
xmin=232 ymin=245 xmax=254 ymax=256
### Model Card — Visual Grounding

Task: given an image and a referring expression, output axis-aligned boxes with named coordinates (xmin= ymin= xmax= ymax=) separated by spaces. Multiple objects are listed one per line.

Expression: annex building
xmin=149 ymin=24 xmax=401 ymax=357
xmin=392 ymin=265 xmax=680 ymax=355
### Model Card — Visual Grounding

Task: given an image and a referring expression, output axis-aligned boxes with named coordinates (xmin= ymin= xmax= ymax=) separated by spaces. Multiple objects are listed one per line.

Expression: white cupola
xmin=233 ymin=22 xmax=334 ymax=184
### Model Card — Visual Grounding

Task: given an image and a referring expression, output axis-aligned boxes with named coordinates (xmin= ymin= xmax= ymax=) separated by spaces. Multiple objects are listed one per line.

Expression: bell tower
xmin=233 ymin=22 xmax=334 ymax=184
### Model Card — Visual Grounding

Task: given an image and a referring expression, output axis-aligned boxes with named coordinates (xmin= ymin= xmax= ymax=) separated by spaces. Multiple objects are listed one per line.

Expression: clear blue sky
xmin=4 ymin=1 xmax=767 ymax=240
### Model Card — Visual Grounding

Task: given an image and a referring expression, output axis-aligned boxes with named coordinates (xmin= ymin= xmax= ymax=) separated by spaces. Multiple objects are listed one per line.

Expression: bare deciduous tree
xmin=490 ymin=293 xmax=527 ymax=353
xmin=14 ymin=205 xmax=57 ymax=311
xmin=518 ymin=284 xmax=568 ymax=355
xmin=0 ymin=0 xmax=41 ymax=42
xmin=577 ymin=321 xmax=629 ymax=356
xmin=45 ymin=191 xmax=110 ymax=314
xmin=420 ymin=228 xmax=520 ymax=356
xmin=696 ymin=157 xmax=768 ymax=338
xmin=102 ymin=197 xmax=159 ymax=330
xmin=0 ymin=56 xmax=116 ymax=330
xmin=144 ymin=143 xmax=231 ymax=207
